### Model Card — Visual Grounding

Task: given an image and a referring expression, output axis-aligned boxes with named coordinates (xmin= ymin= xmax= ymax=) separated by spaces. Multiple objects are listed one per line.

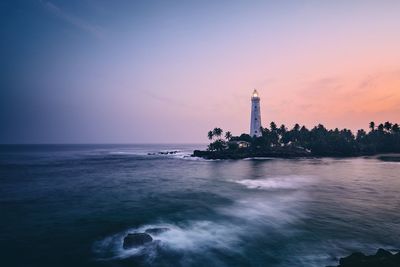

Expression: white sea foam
xmin=377 ymin=161 xmax=400 ymax=165
xmin=146 ymin=150 xmax=190 ymax=159
xmin=109 ymin=150 xmax=192 ymax=159
xmin=96 ymin=193 xmax=307 ymax=259
xmin=170 ymin=152 xmax=192 ymax=159
xmin=94 ymin=221 xmax=242 ymax=260
xmin=107 ymin=150 xmax=217 ymax=161
xmin=95 ymin=175 xmax=314 ymax=262
xmin=95 ymin=176 xmax=313 ymax=261
xmin=143 ymin=221 xmax=240 ymax=251
xmin=234 ymin=175 xmax=313 ymax=190
xmin=216 ymin=192 xmax=308 ymax=231
xmin=215 ymin=175 xmax=313 ymax=227
xmin=180 ymin=155 xmax=220 ymax=161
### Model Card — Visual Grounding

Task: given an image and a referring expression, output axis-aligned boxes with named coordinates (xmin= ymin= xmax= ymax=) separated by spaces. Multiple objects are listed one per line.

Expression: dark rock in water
xmin=145 ymin=227 xmax=170 ymax=235
xmin=123 ymin=233 xmax=152 ymax=249
xmin=338 ymin=252 xmax=366 ymax=266
xmin=158 ymin=151 xmax=179 ymax=155
xmin=378 ymin=155 xmax=400 ymax=162
xmin=376 ymin=248 xmax=393 ymax=258
xmin=148 ymin=151 xmax=179 ymax=156
xmin=335 ymin=248 xmax=400 ymax=267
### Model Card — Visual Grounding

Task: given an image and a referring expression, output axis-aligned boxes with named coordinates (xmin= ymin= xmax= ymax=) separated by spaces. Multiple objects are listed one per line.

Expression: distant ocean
xmin=1 ymin=144 xmax=399 ymax=267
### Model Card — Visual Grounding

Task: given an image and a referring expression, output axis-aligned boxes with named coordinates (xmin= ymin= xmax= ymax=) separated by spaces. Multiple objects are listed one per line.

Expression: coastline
xmin=193 ymin=149 xmax=311 ymax=160
xmin=192 ymin=149 xmax=400 ymax=161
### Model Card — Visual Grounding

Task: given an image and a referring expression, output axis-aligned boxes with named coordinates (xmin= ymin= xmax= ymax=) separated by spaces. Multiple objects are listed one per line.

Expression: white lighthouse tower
xmin=250 ymin=89 xmax=262 ymax=137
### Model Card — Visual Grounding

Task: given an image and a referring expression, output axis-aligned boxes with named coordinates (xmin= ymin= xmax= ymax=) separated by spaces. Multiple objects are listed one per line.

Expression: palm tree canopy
xmin=207 ymin=131 xmax=214 ymax=140
xmin=270 ymin=122 xmax=277 ymax=131
xmin=225 ymin=131 xmax=232 ymax=140
xmin=213 ymin=127 xmax=223 ymax=137
xmin=384 ymin=121 xmax=392 ymax=131
xmin=205 ymin=121 xmax=400 ymax=156
xmin=369 ymin=121 xmax=375 ymax=131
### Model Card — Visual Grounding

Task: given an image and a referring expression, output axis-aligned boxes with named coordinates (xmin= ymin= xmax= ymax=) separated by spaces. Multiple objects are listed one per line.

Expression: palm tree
xmin=261 ymin=126 xmax=270 ymax=137
xmin=225 ymin=131 xmax=232 ymax=141
xmin=213 ymin=128 xmax=223 ymax=138
xmin=208 ymin=139 xmax=226 ymax=151
xmin=270 ymin=122 xmax=277 ymax=132
xmin=369 ymin=121 xmax=375 ymax=132
xmin=269 ymin=122 xmax=279 ymax=145
xmin=279 ymin=124 xmax=287 ymax=135
xmin=384 ymin=121 xmax=392 ymax=132
xmin=207 ymin=130 xmax=214 ymax=140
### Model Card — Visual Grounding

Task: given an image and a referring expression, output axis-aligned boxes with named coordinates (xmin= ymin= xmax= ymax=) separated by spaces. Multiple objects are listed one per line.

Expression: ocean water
xmin=0 ymin=144 xmax=399 ymax=267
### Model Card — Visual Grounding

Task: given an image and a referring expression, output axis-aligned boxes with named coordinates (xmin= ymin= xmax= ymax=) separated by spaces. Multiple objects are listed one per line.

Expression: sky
xmin=1 ymin=0 xmax=400 ymax=144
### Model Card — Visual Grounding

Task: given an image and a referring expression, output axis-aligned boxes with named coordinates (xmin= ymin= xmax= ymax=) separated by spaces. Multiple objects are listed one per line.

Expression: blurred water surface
xmin=0 ymin=144 xmax=399 ymax=267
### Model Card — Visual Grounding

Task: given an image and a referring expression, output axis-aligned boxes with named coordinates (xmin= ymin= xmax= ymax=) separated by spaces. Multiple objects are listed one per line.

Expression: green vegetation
xmin=195 ymin=122 xmax=400 ymax=159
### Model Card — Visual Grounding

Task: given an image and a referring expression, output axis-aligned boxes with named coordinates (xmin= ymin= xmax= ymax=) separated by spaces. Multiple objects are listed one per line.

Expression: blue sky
xmin=1 ymin=0 xmax=400 ymax=143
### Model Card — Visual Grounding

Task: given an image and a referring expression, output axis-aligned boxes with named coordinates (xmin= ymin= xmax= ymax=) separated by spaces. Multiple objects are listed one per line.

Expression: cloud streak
xmin=40 ymin=0 xmax=104 ymax=38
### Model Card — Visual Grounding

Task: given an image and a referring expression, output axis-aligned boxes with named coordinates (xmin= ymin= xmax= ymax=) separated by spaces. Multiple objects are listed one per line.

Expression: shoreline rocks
xmin=148 ymin=151 xmax=179 ymax=156
xmin=123 ymin=233 xmax=152 ymax=249
xmin=122 ymin=228 xmax=169 ymax=249
xmin=192 ymin=149 xmax=400 ymax=160
xmin=192 ymin=149 xmax=312 ymax=160
xmin=377 ymin=155 xmax=400 ymax=162
xmin=329 ymin=248 xmax=400 ymax=267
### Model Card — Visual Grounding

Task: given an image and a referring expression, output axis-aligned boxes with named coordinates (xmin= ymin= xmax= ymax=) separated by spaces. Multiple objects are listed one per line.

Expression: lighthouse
xmin=250 ymin=89 xmax=262 ymax=137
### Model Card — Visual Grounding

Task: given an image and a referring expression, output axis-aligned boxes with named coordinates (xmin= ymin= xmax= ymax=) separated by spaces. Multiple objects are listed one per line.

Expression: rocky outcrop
xmin=332 ymin=248 xmax=400 ymax=267
xmin=123 ymin=233 xmax=153 ymax=249
xmin=192 ymin=148 xmax=311 ymax=160
xmin=148 ymin=151 xmax=179 ymax=155
xmin=378 ymin=155 xmax=400 ymax=162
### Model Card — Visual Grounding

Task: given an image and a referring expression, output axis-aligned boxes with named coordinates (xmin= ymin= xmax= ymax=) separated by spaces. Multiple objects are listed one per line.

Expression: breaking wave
xmin=93 ymin=221 xmax=242 ymax=261
xmin=94 ymin=178 xmax=309 ymax=263
xmin=233 ymin=175 xmax=314 ymax=190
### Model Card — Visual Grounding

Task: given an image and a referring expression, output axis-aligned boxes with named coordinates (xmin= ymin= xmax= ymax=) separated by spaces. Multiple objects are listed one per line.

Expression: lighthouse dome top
xmin=252 ymin=89 xmax=259 ymax=99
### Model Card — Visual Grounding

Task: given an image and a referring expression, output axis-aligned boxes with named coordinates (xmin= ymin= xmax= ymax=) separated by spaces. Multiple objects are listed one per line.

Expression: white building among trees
xmin=250 ymin=89 xmax=262 ymax=137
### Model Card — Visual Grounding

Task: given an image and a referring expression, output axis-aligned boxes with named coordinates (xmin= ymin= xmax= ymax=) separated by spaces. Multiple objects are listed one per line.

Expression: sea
xmin=0 ymin=144 xmax=399 ymax=267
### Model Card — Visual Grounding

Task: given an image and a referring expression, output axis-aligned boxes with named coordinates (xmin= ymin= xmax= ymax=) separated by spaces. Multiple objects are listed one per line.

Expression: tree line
xmin=206 ymin=121 xmax=400 ymax=156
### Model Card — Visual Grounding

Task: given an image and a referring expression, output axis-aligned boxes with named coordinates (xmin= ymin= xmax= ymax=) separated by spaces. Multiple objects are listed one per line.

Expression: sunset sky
xmin=1 ymin=0 xmax=400 ymax=143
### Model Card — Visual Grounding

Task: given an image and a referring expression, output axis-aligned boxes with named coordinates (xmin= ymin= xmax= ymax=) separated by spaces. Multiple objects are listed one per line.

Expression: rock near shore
xmin=122 ymin=228 xmax=170 ymax=249
xmin=331 ymin=248 xmax=400 ymax=267
xmin=192 ymin=149 xmax=311 ymax=160
xmin=123 ymin=233 xmax=153 ymax=249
